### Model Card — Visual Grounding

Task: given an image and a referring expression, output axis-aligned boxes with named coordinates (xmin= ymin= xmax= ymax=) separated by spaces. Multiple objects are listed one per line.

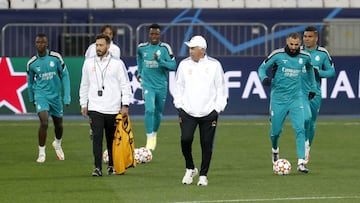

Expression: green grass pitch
xmin=0 ymin=117 xmax=360 ymax=203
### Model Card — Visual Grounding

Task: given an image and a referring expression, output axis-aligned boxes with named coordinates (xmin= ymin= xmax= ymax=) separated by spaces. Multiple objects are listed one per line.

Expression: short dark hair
xmin=287 ymin=32 xmax=301 ymax=39
xmin=149 ymin=23 xmax=161 ymax=31
xmin=100 ymin=24 xmax=114 ymax=33
xmin=36 ymin=33 xmax=47 ymax=38
xmin=95 ymin=34 xmax=110 ymax=44
xmin=304 ymin=26 xmax=318 ymax=33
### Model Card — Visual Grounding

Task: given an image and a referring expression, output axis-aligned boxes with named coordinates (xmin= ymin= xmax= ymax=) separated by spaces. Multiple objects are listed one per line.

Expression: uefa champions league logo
xmin=127 ymin=65 xmax=144 ymax=105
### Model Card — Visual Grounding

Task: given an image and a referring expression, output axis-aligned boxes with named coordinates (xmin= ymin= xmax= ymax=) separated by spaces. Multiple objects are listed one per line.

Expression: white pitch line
xmin=1 ymin=121 xmax=360 ymax=127
xmin=172 ymin=195 xmax=360 ymax=203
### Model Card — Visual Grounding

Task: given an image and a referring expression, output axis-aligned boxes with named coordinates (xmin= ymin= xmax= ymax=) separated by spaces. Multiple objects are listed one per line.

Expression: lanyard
xmin=94 ymin=57 xmax=111 ymax=90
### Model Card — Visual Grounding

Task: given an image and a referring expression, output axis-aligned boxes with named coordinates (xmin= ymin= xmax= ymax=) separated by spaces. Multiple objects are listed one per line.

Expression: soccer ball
xmin=140 ymin=147 xmax=153 ymax=163
xmin=273 ymin=159 xmax=291 ymax=175
xmin=103 ymin=149 xmax=109 ymax=164
xmin=134 ymin=147 xmax=153 ymax=164
xmin=133 ymin=148 xmax=142 ymax=164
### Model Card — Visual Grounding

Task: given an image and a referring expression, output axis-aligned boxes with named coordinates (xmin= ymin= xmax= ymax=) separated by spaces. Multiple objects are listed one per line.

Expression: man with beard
xmin=258 ymin=32 xmax=316 ymax=173
xmin=79 ymin=34 xmax=132 ymax=176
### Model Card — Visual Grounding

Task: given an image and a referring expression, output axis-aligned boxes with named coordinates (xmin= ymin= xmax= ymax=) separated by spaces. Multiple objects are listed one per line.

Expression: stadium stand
xmin=297 ymin=0 xmax=323 ymax=8
xmin=114 ymin=0 xmax=140 ymax=8
xmin=193 ymin=0 xmax=219 ymax=8
xmin=36 ymin=0 xmax=61 ymax=9
xmin=245 ymin=0 xmax=271 ymax=8
xmin=271 ymin=0 xmax=297 ymax=8
xmin=166 ymin=0 xmax=192 ymax=8
xmin=323 ymin=0 xmax=350 ymax=7
xmin=349 ymin=0 xmax=360 ymax=7
xmin=140 ymin=0 xmax=166 ymax=8
xmin=0 ymin=0 xmax=9 ymax=8
xmin=88 ymin=0 xmax=114 ymax=8
xmin=219 ymin=0 xmax=245 ymax=8
xmin=193 ymin=0 xmax=218 ymax=8
xmin=62 ymin=0 xmax=88 ymax=8
xmin=1 ymin=0 xmax=355 ymax=9
xmin=10 ymin=0 xmax=35 ymax=8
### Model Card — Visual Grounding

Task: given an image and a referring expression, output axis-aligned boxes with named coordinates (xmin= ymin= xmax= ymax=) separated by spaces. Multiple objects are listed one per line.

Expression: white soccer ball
xmin=103 ymin=149 xmax=109 ymax=164
xmin=134 ymin=147 xmax=153 ymax=164
xmin=140 ymin=147 xmax=153 ymax=163
xmin=273 ymin=159 xmax=291 ymax=175
xmin=134 ymin=148 xmax=142 ymax=164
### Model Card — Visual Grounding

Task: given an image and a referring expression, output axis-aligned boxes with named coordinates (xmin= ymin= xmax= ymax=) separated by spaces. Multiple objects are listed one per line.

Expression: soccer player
xmin=301 ymin=26 xmax=336 ymax=164
xmin=79 ymin=34 xmax=132 ymax=176
xmin=136 ymin=23 xmax=177 ymax=151
xmin=85 ymin=24 xmax=121 ymax=59
xmin=173 ymin=35 xmax=227 ymax=186
xmin=258 ymin=32 xmax=316 ymax=173
xmin=27 ymin=33 xmax=71 ymax=163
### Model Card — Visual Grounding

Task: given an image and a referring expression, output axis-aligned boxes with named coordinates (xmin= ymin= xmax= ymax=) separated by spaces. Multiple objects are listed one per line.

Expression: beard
xmin=285 ymin=45 xmax=300 ymax=57
xmin=96 ymin=50 xmax=106 ymax=57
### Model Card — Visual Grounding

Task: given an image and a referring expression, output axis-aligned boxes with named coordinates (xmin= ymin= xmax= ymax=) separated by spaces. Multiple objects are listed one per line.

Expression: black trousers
xmin=88 ymin=111 xmax=117 ymax=170
xmin=178 ymin=109 xmax=218 ymax=176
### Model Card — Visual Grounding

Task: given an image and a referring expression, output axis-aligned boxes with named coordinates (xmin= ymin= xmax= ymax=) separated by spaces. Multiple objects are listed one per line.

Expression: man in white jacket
xmin=84 ymin=24 xmax=121 ymax=59
xmin=79 ymin=34 xmax=132 ymax=177
xmin=173 ymin=35 xmax=228 ymax=186
xmin=84 ymin=25 xmax=121 ymax=142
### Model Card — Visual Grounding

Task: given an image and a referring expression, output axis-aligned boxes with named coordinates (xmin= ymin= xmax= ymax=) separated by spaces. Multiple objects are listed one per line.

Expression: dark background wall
xmin=0 ymin=8 xmax=359 ymax=115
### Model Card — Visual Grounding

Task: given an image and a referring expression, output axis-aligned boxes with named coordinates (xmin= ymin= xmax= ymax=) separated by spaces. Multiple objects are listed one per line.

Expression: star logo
xmin=0 ymin=57 xmax=28 ymax=113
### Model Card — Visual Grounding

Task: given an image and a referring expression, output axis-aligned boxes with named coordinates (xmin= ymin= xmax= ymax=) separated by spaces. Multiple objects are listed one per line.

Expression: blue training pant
xmin=269 ymin=98 xmax=306 ymax=160
xmin=143 ymin=86 xmax=167 ymax=134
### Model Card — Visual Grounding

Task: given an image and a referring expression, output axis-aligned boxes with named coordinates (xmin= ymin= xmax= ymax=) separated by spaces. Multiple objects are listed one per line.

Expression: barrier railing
xmin=271 ymin=22 xmax=326 ymax=51
xmin=1 ymin=23 xmax=133 ymax=57
xmin=2 ymin=21 xmax=359 ymax=57
xmin=271 ymin=20 xmax=360 ymax=55
xmin=1 ymin=22 xmax=268 ymax=57
xmin=136 ymin=22 xmax=269 ymax=57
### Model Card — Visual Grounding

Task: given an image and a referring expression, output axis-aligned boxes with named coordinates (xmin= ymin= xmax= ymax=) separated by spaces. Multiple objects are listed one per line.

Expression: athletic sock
xmin=39 ymin=145 xmax=46 ymax=155
xmin=55 ymin=138 xmax=62 ymax=145
xmin=298 ymin=159 xmax=306 ymax=165
xmin=272 ymin=147 xmax=279 ymax=153
xmin=146 ymin=133 xmax=153 ymax=140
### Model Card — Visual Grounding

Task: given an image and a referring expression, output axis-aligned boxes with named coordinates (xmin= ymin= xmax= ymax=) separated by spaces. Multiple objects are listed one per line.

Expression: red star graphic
xmin=0 ymin=57 xmax=28 ymax=113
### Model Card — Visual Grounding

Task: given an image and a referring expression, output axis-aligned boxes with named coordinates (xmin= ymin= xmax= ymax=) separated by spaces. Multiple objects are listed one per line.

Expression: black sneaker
xmin=297 ymin=164 xmax=309 ymax=173
xmin=92 ymin=168 xmax=102 ymax=176
xmin=107 ymin=166 xmax=115 ymax=175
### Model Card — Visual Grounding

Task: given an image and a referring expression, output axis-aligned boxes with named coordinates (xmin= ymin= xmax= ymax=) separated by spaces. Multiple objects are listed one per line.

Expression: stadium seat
xmin=219 ymin=0 xmax=245 ymax=8
xmin=0 ymin=0 xmax=9 ymax=8
xmin=140 ymin=0 xmax=166 ymax=8
xmin=271 ymin=0 xmax=296 ymax=8
xmin=166 ymin=0 xmax=192 ymax=8
xmin=323 ymin=0 xmax=350 ymax=7
xmin=296 ymin=0 xmax=323 ymax=8
xmin=62 ymin=0 xmax=88 ymax=8
xmin=114 ymin=0 xmax=139 ymax=8
xmin=349 ymin=0 xmax=360 ymax=7
xmin=10 ymin=0 xmax=35 ymax=8
xmin=245 ymin=0 xmax=271 ymax=8
xmin=36 ymin=0 xmax=61 ymax=8
xmin=193 ymin=0 xmax=218 ymax=8
xmin=88 ymin=0 xmax=114 ymax=8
